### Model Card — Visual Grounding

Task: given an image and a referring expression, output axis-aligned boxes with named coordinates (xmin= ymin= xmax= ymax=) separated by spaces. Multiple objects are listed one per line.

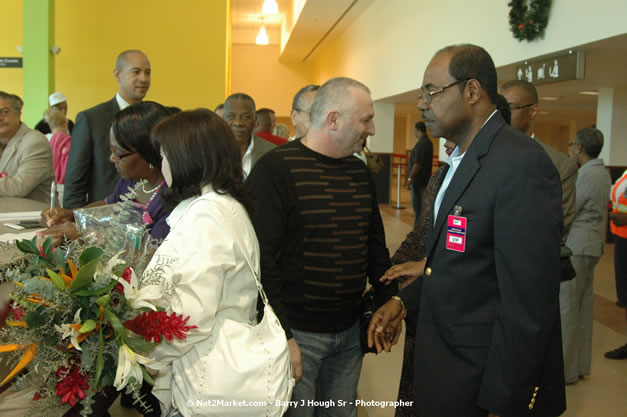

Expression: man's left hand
xmin=367 ymin=298 xmax=405 ymax=353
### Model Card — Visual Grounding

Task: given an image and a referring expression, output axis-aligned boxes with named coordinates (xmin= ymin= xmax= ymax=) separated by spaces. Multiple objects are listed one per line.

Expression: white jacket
xmin=143 ymin=187 xmax=259 ymax=416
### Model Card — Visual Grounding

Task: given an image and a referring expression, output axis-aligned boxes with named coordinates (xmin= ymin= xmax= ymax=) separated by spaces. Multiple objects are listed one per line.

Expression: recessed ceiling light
xmin=540 ymin=96 xmax=560 ymax=101
xmin=578 ymin=91 xmax=599 ymax=96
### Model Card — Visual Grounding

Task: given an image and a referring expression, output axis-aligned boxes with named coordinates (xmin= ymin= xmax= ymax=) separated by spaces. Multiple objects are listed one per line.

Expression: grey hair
xmin=575 ymin=127 xmax=604 ymax=158
xmin=292 ymin=84 xmax=320 ymax=111
xmin=309 ymin=77 xmax=370 ymax=128
xmin=0 ymin=91 xmax=21 ymax=112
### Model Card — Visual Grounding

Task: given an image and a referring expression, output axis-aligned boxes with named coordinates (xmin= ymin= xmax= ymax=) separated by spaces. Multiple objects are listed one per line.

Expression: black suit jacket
xmin=400 ymin=112 xmax=566 ymax=417
xmin=63 ymin=97 xmax=120 ymax=208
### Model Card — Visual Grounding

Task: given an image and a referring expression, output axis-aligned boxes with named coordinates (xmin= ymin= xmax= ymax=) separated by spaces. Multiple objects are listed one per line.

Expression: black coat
xmin=63 ymin=97 xmax=120 ymax=208
xmin=401 ymin=112 xmax=566 ymax=417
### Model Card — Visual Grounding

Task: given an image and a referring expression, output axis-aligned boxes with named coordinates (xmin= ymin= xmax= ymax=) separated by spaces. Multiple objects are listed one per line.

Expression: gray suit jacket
xmin=251 ymin=134 xmax=276 ymax=167
xmin=63 ymin=97 xmax=120 ymax=208
xmin=534 ymin=136 xmax=578 ymax=240
xmin=0 ymin=123 xmax=55 ymax=203
xmin=566 ymin=158 xmax=612 ymax=257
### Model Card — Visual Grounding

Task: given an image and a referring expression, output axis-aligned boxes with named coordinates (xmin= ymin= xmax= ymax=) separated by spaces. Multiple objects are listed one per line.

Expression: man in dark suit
xmin=63 ymin=50 xmax=151 ymax=208
xmin=369 ymin=44 xmax=566 ymax=417
xmin=500 ymin=79 xmax=577 ymax=241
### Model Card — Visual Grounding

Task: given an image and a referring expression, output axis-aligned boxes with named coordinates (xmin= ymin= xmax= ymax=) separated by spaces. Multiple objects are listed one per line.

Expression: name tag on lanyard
xmin=446 ymin=215 xmax=467 ymax=252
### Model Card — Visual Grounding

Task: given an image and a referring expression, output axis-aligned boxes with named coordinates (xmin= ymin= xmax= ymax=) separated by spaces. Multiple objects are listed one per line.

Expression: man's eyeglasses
xmin=110 ymin=147 xmax=137 ymax=160
xmin=508 ymin=103 xmax=535 ymax=111
xmin=417 ymin=79 xmax=469 ymax=104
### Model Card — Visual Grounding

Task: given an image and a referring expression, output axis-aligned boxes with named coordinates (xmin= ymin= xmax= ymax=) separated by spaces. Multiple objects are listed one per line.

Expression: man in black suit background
xmin=63 ymin=49 xmax=151 ymax=208
xmin=370 ymin=44 xmax=566 ymax=417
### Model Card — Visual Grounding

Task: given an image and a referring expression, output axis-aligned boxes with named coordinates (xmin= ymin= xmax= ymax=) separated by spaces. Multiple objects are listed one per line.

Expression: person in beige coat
xmin=0 ymin=91 xmax=55 ymax=203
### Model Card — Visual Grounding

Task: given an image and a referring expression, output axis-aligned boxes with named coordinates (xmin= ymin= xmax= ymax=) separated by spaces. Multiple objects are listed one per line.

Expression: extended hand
xmin=288 ymin=338 xmax=303 ymax=383
xmin=367 ymin=298 xmax=406 ymax=353
xmin=379 ymin=260 xmax=426 ymax=289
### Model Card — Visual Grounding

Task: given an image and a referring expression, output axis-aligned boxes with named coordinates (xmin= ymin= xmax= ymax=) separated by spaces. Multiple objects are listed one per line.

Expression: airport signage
xmin=514 ymin=51 xmax=585 ymax=85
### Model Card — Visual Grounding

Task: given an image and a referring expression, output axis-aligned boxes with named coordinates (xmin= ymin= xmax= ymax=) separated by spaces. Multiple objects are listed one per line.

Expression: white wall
xmin=310 ymin=0 xmax=627 ymax=101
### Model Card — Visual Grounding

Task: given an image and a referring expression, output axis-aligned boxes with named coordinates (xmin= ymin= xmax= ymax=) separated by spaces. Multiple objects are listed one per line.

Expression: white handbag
xmin=187 ymin=217 xmax=294 ymax=416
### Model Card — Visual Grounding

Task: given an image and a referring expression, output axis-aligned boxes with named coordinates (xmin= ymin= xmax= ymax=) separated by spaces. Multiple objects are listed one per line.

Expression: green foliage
xmin=78 ymin=247 xmax=104 ymax=267
xmin=25 ymin=305 xmax=50 ymax=329
xmin=47 ymin=268 xmax=66 ymax=291
xmin=69 ymin=258 xmax=99 ymax=292
xmin=508 ymin=0 xmax=552 ymax=42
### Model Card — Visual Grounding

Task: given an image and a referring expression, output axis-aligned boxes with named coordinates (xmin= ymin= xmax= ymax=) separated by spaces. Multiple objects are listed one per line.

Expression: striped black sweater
xmin=247 ymin=139 xmax=395 ymax=338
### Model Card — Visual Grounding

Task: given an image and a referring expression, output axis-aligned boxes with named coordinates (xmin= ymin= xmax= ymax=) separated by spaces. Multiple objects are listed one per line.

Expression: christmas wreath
xmin=508 ymin=0 xmax=552 ymax=41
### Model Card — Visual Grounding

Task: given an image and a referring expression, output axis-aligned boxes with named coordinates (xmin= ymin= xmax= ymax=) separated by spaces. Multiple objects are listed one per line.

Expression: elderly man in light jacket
xmin=0 ymin=91 xmax=55 ymax=203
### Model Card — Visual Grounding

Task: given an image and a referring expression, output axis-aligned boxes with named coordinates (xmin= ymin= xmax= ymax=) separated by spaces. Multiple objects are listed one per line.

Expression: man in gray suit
xmin=63 ymin=50 xmax=151 ymax=208
xmin=500 ymin=80 xmax=578 ymax=239
xmin=0 ymin=91 xmax=55 ymax=203
xmin=561 ymin=127 xmax=611 ymax=384
xmin=223 ymin=93 xmax=275 ymax=177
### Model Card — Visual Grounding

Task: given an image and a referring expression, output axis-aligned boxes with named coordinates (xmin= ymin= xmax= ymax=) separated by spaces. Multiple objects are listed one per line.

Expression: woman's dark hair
xmin=495 ymin=94 xmax=512 ymax=125
xmin=112 ymin=101 xmax=177 ymax=169
xmin=151 ymin=108 xmax=253 ymax=215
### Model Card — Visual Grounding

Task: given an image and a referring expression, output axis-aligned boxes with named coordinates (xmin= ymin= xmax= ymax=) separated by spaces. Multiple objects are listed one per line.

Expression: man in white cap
xmin=34 ymin=92 xmax=75 ymax=135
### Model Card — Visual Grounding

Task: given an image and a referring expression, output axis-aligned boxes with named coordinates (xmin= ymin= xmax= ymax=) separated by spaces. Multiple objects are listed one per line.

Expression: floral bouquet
xmin=0 ymin=234 xmax=195 ymax=417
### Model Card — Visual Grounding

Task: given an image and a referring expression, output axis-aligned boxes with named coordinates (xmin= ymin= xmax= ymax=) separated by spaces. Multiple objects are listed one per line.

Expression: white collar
xmin=115 ymin=93 xmax=131 ymax=111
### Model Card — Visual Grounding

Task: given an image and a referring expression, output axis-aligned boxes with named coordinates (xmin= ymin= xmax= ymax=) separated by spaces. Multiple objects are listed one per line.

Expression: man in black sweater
xmin=247 ymin=77 xmax=395 ymax=417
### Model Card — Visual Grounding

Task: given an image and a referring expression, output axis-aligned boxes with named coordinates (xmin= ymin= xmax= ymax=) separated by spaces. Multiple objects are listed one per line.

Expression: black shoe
xmin=605 ymin=343 xmax=627 ymax=359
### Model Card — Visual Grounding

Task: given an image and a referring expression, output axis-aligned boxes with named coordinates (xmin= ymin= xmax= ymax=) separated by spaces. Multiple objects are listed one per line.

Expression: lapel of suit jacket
xmin=426 ymin=112 xmax=506 ymax=258
xmin=0 ymin=124 xmax=27 ymax=172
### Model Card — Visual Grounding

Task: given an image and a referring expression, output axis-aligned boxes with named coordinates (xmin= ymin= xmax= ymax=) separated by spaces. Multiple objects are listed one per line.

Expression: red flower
xmin=10 ymin=302 xmax=25 ymax=321
xmin=124 ymin=311 xmax=197 ymax=343
xmin=116 ymin=267 xmax=133 ymax=293
xmin=518 ymin=23 xmax=525 ymax=29
xmin=56 ymin=363 xmax=89 ymax=407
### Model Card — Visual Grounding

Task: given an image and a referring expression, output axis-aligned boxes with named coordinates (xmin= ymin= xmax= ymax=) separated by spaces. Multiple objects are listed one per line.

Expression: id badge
xmin=446 ymin=215 xmax=467 ymax=252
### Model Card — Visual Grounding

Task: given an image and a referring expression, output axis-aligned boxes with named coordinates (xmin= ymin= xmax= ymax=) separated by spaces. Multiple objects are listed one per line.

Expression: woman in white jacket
xmin=144 ymin=109 xmax=260 ymax=416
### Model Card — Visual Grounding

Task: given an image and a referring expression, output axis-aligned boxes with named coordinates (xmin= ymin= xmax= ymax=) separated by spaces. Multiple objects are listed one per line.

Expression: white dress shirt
xmin=433 ymin=110 xmax=498 ymax=222
xmin=144 ymin=186 xmax=260 ymax=415
xmin=115 ymin=93 xmax=131 ymax=111
xmin=242 ymin=135 xmax=255 ymax=177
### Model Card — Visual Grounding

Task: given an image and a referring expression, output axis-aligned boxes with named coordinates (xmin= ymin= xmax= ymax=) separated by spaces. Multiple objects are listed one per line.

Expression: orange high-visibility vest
xmin=610 ymin=169 xmax=627 ymax=238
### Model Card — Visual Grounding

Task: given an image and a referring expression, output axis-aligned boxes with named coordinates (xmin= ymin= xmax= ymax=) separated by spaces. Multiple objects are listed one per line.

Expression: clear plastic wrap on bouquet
xmin=73 ymin=202 xmax=150 ymax=275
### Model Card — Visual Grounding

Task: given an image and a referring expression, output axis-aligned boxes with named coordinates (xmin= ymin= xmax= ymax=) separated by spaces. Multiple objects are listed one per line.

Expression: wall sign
xmin=515 ymin=51 xmax=585 ymax=85
xmin=0 ymin=57 xmax=23 ymax=68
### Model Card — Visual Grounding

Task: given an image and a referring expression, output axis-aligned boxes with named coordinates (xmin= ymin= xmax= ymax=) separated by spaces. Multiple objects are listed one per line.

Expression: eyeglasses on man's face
xmin=417 ymin=79 xmax=469 ymax=104
xmin=508 ymin=103 xmax=535 ymax=111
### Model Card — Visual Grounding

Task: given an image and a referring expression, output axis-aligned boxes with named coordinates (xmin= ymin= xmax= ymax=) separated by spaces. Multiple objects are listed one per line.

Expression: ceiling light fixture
xmin=578 ymin=91 xmax=599 ymax=96
xmin=262 ymin=0 xmax=279 ymax=14
xmin=540 ymin=96 xmax=560 ymax=101
xmin=256 ymin=23 xmax=269 ymax=45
